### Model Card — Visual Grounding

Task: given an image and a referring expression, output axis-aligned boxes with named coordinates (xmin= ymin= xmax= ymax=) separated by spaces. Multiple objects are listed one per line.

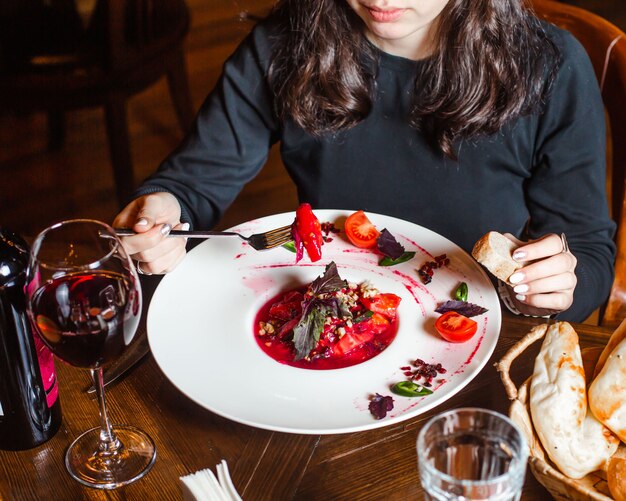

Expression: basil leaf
xmin=378 ymin=251 xmax=416 ymax=267
xmin=293 ymin=302 xmax=327 ymax=360
xmin=435 ymin=300 xmax=488 ymax=317
xmin=377 ymin=229 xmax=405 ymax=260
xmin=369 ymin=393 xmax=394 ymax=420
xmin=282 ymin=241 xmax=296 ymax=253
xmin=454 ymin=282 xmax=469 ymax=302
xmin=391 ymin=381 xmax=434 ymax=397
xmin=292 ymin=262 xmax=351 ymax=361
xmin=309 ymin=261 xmax=347 ymax=295
xmin=354 ymin=310 xmax=374 ymax=323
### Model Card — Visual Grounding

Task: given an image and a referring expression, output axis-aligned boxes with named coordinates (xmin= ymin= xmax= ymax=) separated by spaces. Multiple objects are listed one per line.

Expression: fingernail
xmin=512 ymin=250 xmax=526 ymax=261
xmin=515 ymin=294 xmax=526 ymax=301
xmin=136 ymin=218 xmax=148 ymax=226
xmin=160 ymin=223 xmax=172 ymax=236
xmin=509 ymin=272 xmax=524 ymax=284
xmin=181 ymin=222 xmax=190 ymax=231
xmin=514 ymin=284 xmax=529 ymax=294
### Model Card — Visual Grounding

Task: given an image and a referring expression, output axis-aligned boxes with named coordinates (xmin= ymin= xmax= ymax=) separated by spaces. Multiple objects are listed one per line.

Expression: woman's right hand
xmin=113 ymin=192 xmax=188 ymax=275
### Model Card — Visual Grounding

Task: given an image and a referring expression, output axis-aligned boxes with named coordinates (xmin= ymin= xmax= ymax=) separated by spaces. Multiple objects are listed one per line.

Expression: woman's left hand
xmin=503 ymin=232 xmax=577 ymax=317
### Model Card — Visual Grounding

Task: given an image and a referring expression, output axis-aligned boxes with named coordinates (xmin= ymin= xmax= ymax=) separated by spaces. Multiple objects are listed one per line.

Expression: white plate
xmin=147 ymin=210 xmax=501 ymax=434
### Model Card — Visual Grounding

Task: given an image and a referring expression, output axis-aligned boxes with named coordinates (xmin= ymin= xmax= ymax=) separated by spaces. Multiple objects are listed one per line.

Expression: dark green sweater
xmin=138 ymin=21 xmax=615 ymax=322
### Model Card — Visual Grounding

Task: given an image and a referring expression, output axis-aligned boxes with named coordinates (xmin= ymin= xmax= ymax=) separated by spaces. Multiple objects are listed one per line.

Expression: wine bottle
xmin=0 ymin=228 xmax=62 ymax=450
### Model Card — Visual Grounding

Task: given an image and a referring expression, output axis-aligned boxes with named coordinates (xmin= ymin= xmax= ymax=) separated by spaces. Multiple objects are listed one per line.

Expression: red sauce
xmin=254 ymin=288 xmax=399 ymax=370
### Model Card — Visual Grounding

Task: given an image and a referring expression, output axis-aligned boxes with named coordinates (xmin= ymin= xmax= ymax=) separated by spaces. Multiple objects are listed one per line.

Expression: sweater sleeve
xmin=527 ymin=28 xmax=616 ymax=321
xmin=134 ymin=24 xmax=280 ymax=229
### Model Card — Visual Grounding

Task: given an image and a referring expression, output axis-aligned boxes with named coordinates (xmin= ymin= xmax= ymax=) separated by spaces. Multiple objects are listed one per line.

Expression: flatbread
xmin=593 ymin=317 xmax=626 ymax=379
xmin=530 ymin=322 xmax=619 ymax=479
xmin=589 ymin=331 xmax=626 ymax=443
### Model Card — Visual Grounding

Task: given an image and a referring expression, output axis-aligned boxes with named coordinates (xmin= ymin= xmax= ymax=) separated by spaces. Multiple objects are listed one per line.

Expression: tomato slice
xmin=345 ymin=211 xmax=380 ymax=249
xmin=334 ymin=313 xmax=391 ymax=356
xmin=294 ymin=203 xmax=323 ymax=262
xmin=268 ymin=291 xmax=303 ymax=321
xmin=360 ymin=293 xmax=401 ymax=320
xmin=434 ymin=311 xmax=478 ymax=343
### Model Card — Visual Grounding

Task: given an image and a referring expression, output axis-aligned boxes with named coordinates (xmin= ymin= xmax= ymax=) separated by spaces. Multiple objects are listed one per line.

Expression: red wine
xmin=0 ymin=228 xmax=62 ymax=450
xmin=30 ymin=272 xmax=141 ymax=368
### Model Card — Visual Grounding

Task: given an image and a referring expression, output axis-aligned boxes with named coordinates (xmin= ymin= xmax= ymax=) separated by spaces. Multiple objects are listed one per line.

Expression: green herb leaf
xmin=454 ymin=282 xmax=469 ymax=302
xmin=282 ymin=241 xmax=296 ymax=253
xmin=378 ymin=251 xmax=416 ymax=267
xmin=353 ymin=310 xmax=374 ymax=323
xmin=391 ymin=381 xmax=434 ymax=397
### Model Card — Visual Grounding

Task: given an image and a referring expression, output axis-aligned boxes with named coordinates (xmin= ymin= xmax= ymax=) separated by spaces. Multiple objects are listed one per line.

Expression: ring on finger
xmin=136 ymin=261 xmax=152 ymax=276
xmin=560 ymin=233 xmax=569 ymax=254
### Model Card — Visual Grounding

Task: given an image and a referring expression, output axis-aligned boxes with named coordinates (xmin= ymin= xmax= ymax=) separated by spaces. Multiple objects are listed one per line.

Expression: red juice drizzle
xmin=390 ymin=268 xmax=432 ymax=316
xmin=451 ymin=317 xmax=488 ymax=375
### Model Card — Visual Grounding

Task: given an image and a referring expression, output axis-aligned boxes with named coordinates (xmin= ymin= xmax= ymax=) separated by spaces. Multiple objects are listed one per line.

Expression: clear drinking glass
xmin=417 ymin=408 xmax=528 ymax=501
xmin=25 ymin=219 xmax=156 ymax=489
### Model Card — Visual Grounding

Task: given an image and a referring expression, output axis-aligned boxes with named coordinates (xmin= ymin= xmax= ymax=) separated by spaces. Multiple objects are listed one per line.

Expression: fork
xmin=114 ymin=224 xmax=293 ymax=251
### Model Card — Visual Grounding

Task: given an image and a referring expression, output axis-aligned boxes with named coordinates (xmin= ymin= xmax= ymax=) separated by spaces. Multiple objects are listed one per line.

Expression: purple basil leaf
xmin=293 ymin=302 xmax=328 ymax=360
xmin=318 ymin=296 xmax=352 ymax=320
xmin=435 ymin=300 xmax=488 ymax=317
xmin=310 ymin=261 xmax=347 ymax=295
xmin=292 ymin=263 xmax=351 ymax=361
xmin=368 ymin=393 xmax=394 ymax=420
xmin=377 ymin=229 xmax=405 ymax=260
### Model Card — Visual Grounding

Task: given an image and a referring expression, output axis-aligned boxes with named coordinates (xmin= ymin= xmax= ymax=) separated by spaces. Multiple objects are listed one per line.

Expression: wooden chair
xmin=0 ymin=0 xmax=195 ymax=206
xmin=530 ymin=0 xmax=626 ymax=327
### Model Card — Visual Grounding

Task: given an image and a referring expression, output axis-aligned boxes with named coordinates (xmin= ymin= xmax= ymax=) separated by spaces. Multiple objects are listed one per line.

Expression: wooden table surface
xmin=0 ymin=275 xmax=613 ymax=501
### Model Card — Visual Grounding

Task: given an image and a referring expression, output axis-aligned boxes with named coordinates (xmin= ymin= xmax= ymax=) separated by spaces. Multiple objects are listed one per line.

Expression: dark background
xmin=1 ymin=0 xmax=624 ymax=237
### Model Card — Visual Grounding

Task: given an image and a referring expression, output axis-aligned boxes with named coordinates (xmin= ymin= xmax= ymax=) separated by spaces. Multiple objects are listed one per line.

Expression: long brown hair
xmin=267 ymin=0 xmax=558 ymax=158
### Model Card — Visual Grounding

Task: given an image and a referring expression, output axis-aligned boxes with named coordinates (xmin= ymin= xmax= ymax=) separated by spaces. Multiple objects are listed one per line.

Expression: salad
xmin=254 ymin=262 xmax=401 ymax=370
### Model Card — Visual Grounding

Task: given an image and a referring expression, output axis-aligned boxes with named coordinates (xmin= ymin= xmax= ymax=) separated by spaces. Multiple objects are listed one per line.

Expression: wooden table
xmin=0 ymin=274 xmax=613 ymax=500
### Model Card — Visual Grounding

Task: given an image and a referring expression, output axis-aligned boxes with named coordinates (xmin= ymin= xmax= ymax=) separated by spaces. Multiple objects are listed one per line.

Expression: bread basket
xmin=495 ymin=326 xmax=618 ymax=501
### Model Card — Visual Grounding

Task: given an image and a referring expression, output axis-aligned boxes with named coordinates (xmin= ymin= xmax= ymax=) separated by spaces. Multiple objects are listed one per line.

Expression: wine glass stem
xmin=91 ymin=368 xmax=123 ymax=458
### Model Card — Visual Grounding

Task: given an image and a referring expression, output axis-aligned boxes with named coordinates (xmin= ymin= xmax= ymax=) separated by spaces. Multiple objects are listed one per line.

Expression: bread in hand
xmin=530 ymin=322 xmax=619 ymax=479
xmin=589 ymin=320 xmax=626 ymax=443
xmin=471 ymin=231 xmax=522 ymax=282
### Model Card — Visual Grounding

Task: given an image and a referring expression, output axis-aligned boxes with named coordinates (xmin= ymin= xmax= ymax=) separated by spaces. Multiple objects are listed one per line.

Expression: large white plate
xmin=147 ymin=210 xmax=501 ymax=434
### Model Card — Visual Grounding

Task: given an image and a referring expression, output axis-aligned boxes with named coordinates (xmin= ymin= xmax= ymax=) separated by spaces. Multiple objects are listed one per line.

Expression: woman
xmin=113 ymin=0 xmax=615 ymax=322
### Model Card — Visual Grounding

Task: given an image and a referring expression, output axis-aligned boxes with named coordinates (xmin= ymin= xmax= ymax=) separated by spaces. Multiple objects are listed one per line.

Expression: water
xmin=417 ymin=409 xmax=528 ymax=501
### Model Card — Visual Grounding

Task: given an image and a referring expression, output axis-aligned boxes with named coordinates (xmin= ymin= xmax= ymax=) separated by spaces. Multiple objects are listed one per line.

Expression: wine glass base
xmin=65 ymin=425 xmax=156 ymax=489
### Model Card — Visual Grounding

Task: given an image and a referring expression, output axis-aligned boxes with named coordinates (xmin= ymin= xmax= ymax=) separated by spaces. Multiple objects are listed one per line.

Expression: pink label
xmin=33 ymin=333 xmax=59 ymax=408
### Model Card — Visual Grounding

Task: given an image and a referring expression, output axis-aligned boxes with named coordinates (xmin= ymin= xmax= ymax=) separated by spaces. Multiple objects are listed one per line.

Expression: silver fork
xmin=114 ymin=225 xmax=293 ymax=251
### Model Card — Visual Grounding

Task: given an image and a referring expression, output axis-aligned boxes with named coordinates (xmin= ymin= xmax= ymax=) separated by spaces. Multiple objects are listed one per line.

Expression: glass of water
xmin=417 ymin=408 xmax=528 ymax=501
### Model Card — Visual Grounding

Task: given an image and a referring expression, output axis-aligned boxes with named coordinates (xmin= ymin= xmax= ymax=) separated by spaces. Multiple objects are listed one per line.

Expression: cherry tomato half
xmin=295 ymin=203 xmax=323 ymax=262
xmin=434 ymin=311 xmax=478 ymax=343
xmin=345 ymin=211 xmax=381 ymax=249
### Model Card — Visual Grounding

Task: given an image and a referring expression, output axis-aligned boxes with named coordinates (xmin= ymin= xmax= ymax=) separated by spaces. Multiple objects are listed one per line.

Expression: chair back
xmin=530 ymin=0 xmax=626 ymax=327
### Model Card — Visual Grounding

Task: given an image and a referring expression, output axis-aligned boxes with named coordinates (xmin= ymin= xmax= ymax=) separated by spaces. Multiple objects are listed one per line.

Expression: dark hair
xmin=267 ymin=0 xmax=559 ymax=158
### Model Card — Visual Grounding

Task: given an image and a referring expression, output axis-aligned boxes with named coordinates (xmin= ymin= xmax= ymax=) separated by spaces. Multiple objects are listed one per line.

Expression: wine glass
xmin=25 ymin=219 xmax=156 ymax=489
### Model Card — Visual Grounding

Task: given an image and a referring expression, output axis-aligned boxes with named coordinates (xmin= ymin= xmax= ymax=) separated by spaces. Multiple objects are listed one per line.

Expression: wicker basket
xmin=495 ymin=326 xmax=623 ymax=501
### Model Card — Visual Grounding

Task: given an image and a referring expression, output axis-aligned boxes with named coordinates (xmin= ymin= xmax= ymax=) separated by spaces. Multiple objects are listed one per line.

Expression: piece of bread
xmin=530 ymin=322 xmax=619 ymax=479
xmin=471 ymin=231 xmax=522 ymax=282
xmin=608 ymin=450 xmax=626 ymax=501
xmin=593 ymin=317 xmax=626 ymax=379
xmin=589 ymin=326 xmax=626 ymax=443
